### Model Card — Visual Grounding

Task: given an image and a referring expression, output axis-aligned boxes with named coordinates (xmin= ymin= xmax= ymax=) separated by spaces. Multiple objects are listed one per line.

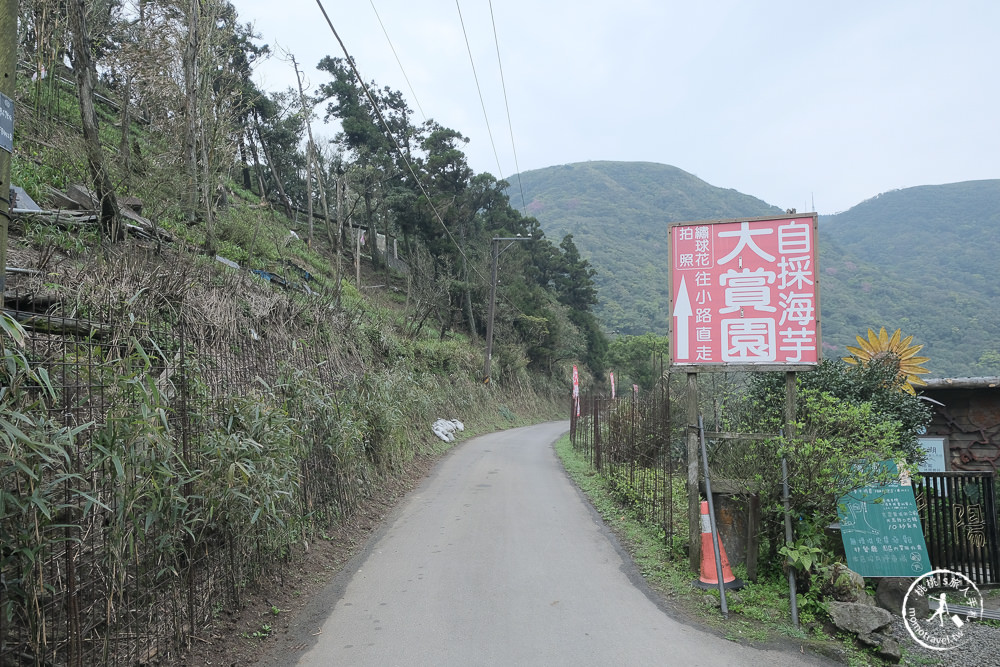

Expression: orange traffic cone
xmin=694 ymin=500 xmax=744 ymax=590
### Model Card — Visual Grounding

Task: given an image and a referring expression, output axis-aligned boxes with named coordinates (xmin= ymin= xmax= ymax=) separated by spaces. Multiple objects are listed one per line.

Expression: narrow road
xmin=267 ymin=422 xmax=826 ymax=666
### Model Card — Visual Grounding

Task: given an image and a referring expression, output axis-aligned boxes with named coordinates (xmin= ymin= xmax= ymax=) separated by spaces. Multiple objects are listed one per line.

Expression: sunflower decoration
xmin=842 ymin=327 xmax=930 ymax=395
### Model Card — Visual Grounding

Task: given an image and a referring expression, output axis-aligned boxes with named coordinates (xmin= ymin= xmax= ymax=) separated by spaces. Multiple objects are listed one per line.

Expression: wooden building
xmin=921 ymin=377 xmax=1000 ymax=473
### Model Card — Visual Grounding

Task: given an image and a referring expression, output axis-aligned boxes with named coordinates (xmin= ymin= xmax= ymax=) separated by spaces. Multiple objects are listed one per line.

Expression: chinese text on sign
xmin=669 ymin=214 xmax=820 ymax=367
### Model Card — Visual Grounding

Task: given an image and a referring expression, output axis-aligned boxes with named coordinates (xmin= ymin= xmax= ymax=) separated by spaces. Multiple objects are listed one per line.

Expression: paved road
xmin=268 ymin=422 xmax=828 ymax=666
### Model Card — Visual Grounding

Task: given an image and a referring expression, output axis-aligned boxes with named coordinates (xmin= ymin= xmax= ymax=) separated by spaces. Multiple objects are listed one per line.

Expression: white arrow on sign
xmin=673 ymin=276 xmax=692 ymax=359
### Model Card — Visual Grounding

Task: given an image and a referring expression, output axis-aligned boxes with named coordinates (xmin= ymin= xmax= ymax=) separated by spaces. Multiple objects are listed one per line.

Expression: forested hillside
xmin=818 ymin=180 xmax=1000 ymax=377
xmin=0 ymin=5 xmax=606 ymax=665
xmin=514 ymin=162 xmax=781 ymax=335
xmin=516 ymin=163 xmax=1000 ymax=378
xmin=2 ymin=4 xmax=613 ymax=381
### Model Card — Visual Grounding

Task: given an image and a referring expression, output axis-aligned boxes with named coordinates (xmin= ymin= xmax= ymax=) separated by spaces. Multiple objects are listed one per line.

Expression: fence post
xmin=687 ymin=372 xmax=700 ymax=572
xmin=569 ymin=393 xmax=576 ymax=443
xmin=593 ymin=395 xmax=601 ymax=472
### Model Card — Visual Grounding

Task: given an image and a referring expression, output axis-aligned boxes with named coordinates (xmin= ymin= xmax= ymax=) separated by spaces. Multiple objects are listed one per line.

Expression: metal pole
xmin=782 ymin=455 xmax=800 ymax=627
xmin=699 ymin=415 xmax=728 ymax=618
xmin=483 ymin=238 xmax=499 ymax=382
xmin=0 ymin=0 xmax=15 ymax=297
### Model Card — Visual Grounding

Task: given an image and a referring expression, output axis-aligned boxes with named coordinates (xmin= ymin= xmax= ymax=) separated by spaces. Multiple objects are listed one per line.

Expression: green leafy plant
xmin=780 ymin=542 xmax=824 ymax=574
xmin=1 ymin=314 xmax=98 ymax=650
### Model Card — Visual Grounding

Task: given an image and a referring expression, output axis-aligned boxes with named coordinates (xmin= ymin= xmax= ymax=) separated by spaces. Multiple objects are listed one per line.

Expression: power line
xmin=314 ymin=0 xmax=529 ymax=318
xmin=369 ymin=0 xmax=426 ymax=123
xmin=313 ymin=0 xmax=536 ymax=330
xmin=312 ymin=0 xmax=469 ymax=264
xmin=454 ymin=0 xmax=504 ymax=182
xmin=488 ymin=0 xmax=528 ymax=217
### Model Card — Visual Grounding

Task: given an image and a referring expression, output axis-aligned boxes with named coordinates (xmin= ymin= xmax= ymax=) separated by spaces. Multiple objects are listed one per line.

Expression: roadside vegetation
xmin=557 ymin=344 xmax=934 ymax=666
xmin=1 ymin=4 xmax=599 ymax=664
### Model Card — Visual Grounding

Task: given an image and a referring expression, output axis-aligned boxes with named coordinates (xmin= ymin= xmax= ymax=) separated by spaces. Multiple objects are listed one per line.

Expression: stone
xmin=856 ymin=632 xmax=880 ymax=647
xmin=856 ymin=631 xmax=900 ymax=662
xmin=876 ymin=637 xmax=901 ymax=663
xmin=823 ymin=563 xmax=867 ymax=602
xmin=826 ymin=601 xmax=894 ymax=635
xmin=876 ymin=577 xmax=927 ymax=618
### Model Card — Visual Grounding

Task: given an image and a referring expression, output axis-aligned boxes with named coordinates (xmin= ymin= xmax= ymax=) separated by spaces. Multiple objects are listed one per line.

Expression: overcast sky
xmin=241 ymin=1 xmax=999 ymax=215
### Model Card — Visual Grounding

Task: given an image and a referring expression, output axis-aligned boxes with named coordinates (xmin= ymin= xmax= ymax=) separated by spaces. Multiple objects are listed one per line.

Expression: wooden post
xmin=785 ymin=371 xmax=796 ymax=440
xmin=593 ymin=395 xmax=601 ymax=472
xmin=746 ymin=493 xmax=760 ymax=581
xmin=687 ymin=372 xmax=701 ymax=572
xmin=355 ymin=220 xmax=361 ymax=287
xmin=784 ymin=370 xmax=799 ymax=626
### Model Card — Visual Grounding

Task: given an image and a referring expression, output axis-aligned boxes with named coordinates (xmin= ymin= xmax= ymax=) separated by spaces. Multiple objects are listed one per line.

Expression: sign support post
xmin=668 ymin=213 xmax=821 ymax=597
xmin=687 ymin=371 xmax=700 ymax=572
xmin=0 ymin=0 xmax=16 ymax=296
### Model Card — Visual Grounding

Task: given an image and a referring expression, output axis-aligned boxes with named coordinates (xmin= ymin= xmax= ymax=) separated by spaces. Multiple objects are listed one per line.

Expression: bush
xmin=712 ymin=359 xmax=931 ymax=578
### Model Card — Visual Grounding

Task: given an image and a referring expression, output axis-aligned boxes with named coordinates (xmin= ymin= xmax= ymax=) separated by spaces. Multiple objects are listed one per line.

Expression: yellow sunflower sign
xmin=842 ymin=327 xmax=930 ymax=394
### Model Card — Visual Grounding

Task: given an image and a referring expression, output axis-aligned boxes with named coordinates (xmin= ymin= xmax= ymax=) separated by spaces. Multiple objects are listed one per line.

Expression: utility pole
xmin=483 ymin=235 xmax=532 ymax=384
xmin=0 ymin=0 xmax=16 ymax=296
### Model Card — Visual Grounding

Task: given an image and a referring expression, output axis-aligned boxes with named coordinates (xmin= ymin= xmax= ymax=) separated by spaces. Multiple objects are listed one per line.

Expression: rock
xmin=823 ymin=563 xmax=867 ymax=602
xmin=876 ymin=636 xmax=901 ymax=663
xmin=856 ymin=632 xmax=880 ymax=647
xmin=876 ymin=577 xmax=927 ymax=618
xmin=827 ymin=601 xmax=894 ymax=635
xmin=857 ymin=631 xmax=900 ymax=662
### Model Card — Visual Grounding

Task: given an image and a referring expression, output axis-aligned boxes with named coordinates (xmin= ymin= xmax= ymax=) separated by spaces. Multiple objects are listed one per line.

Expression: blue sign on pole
xmin=0 ymin=92 xmax=12 ymax=154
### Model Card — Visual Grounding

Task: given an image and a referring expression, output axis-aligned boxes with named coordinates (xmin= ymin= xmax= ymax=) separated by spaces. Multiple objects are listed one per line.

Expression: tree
xmin=718 ymin=358 xmax=933 ymax=576
xmin=67 ymin=0 xmax=121 ymax=242
xmin=552 ymin=234 xmax=606 ymax=377
xmin=606 ymin=334 xmax=669 ymax=392
xmin=554 ymin=234 xmax=598 ymax=311
xmin=744 ymin=358 xmax=931 ymax=458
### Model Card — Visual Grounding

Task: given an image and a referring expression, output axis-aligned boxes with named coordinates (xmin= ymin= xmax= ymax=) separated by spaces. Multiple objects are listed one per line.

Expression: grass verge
xmin=552 ymin=433 xmax=893 ymax=666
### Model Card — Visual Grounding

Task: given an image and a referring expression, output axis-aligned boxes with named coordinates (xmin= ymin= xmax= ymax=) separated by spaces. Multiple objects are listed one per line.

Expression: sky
xmin=240 ymin=0 xmax=999 ymax=215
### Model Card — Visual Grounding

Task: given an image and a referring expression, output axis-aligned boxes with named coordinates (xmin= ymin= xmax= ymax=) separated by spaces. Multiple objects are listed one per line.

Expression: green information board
xmin=837 ymin=461 xmax=932 ymax=577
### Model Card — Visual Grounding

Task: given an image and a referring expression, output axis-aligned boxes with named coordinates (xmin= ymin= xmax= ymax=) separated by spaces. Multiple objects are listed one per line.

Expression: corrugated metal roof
xmin=924 ymin=377 xmax=1000 ymax=390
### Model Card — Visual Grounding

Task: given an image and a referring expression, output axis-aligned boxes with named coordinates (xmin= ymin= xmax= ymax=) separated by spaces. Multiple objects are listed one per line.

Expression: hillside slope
xmin=515 ymin=161 xmax=781 ymax=335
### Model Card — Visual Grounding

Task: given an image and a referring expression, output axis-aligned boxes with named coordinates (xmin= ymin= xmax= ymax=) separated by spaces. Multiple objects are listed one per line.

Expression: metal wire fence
xmin=568 ymin=371 xmax=790 ymax=565
xmin=0 ymin=292 xmax=404 ymax=666
xmin=569 ymin=382 xmax=689 ymax=548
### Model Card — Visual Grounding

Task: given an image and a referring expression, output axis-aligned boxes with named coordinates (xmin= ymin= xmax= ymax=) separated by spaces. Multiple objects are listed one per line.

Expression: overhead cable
xmin=455 ymin=0 xmax=505 ymax=182
xmin=314 ymin=0 xmax=533 ymax=322
xmin=488 ymin=0 xmax=528 ymax=217
xmin=369 ymin=0 xmax=427 ymax=122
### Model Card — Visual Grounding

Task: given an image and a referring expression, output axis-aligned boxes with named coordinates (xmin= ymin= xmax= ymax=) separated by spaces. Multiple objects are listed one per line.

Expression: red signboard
xmin=669 ymin=214 xmax=820 ymax=368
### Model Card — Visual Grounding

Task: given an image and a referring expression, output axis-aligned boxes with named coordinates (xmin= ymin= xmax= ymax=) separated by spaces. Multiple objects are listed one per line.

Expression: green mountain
xmin=515 ymin=162 xmax=1000 ymax=378
xmin=514 ymin=161 xmax=781 ymax=335
xmin=818 ymin=180 xmax=1000 ymax=377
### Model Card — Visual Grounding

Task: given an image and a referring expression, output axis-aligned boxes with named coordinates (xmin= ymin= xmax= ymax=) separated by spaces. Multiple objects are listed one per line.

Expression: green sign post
xmin=837 ymin=461 xmax=932 ymax=577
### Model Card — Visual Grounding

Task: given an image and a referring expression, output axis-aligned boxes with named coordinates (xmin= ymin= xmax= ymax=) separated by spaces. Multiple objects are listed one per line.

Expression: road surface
xmin=266 ymin=421 xmax=828 ymax=666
